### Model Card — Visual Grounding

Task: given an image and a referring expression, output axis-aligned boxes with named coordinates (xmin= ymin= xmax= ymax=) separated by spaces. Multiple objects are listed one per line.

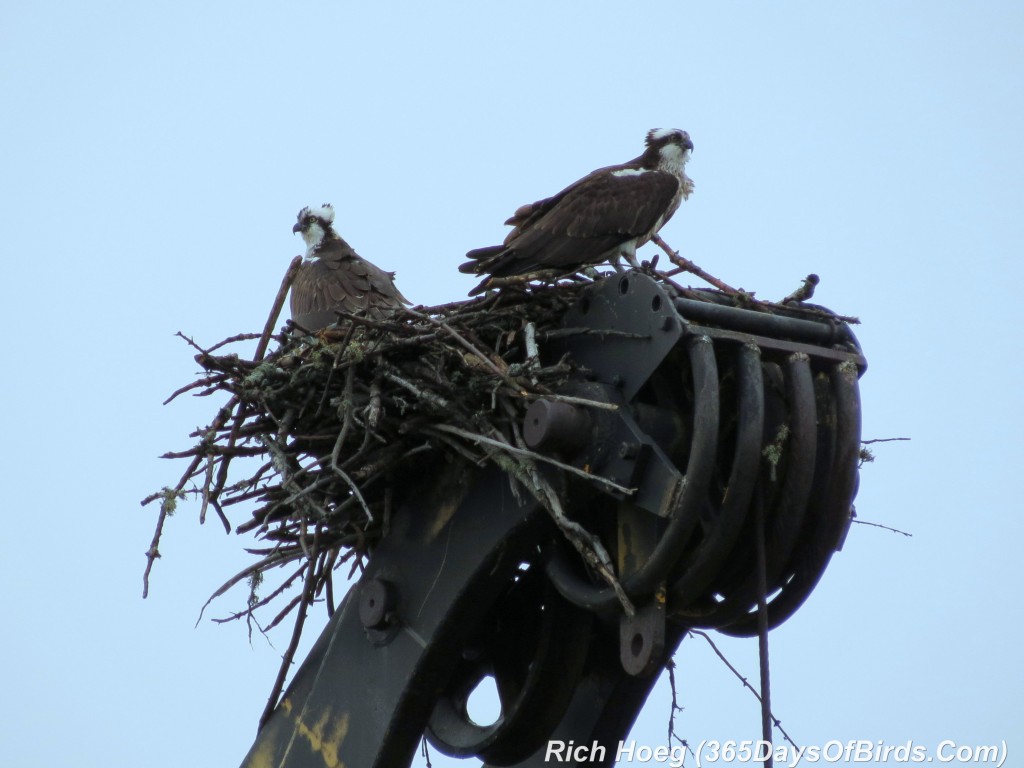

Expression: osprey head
xmin=645 ymin=128 xmax=693 ymax=172
xmin=293 ymin=204 xmax=336 ymax=253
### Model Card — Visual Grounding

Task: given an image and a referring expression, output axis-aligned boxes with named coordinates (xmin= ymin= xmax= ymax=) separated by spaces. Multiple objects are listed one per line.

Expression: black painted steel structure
xmin=240 ymin=272 xmax=866 ymax=767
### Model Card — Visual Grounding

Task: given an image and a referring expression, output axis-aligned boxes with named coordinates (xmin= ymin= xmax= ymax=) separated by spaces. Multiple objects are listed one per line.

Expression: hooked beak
xmin=292 ymin=222 xmax=302 ymax=234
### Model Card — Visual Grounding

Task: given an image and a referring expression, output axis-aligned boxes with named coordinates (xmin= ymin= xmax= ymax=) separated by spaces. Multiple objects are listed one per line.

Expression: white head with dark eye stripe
xmin=293 ymin=204 xmax=336 ymax=257
xmin=644 ymin=129 xmax=694 ymax=173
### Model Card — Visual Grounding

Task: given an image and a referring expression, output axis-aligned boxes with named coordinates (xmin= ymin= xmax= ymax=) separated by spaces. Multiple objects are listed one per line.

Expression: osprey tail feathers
xmin=459 ymin=245 xmax=505 ymax=274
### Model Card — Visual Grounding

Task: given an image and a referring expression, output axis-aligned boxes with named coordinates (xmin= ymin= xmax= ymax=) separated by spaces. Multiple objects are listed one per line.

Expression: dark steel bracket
xmin=240 ymin=466 xmax=549 ymax=768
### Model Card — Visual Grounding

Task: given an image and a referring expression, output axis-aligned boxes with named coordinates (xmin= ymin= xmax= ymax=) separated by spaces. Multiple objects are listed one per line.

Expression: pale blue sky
xmin=2 ymin=2 xmax=1022 ymax=766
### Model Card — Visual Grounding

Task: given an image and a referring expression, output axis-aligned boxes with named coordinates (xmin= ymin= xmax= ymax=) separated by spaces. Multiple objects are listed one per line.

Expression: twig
xmin=688 ymin=630 xmax=799 ymax=750
xmin=851 ymin=519 xmax=913 ymax=537
xmin=207 ymin=332 xmax=265 ymax=354
xmin=316 ymin=322 xmax=357 ymax=417
xmin=382 ymin=369 xmax=455 ymax=411
xmin=858 ymin=438 xmax=908 ymax=468
xmin=259 ymin=536 xmax=321 ymax=729
xmin=162 ymin=374 xmax=229 ymax=405
xmin=198 ymin=549 xmax=299 ymax=622
xmin=211 ymin=561 xmax=306 ymax=624
xmin=475 ymin=269 xmax=584 ymax=293
xmin=523 ymin=321 xmax=539 ymax=366
xmin=330 ymin=459 xmax=374 ymax=524
xmin=403 ymin=306 xmax=528 ymax=396
xmin=495 ymin=448 xmax=634 ymax=616
xmin=652 ymin=234 xmax=741 ymax=294
xmin=142 ymin=489 xmax=181 ymax=598
xmin=428 ymin=423 xmax=635 ymax=496
xmin=514 ymin=391 xmax=620 ymax=411
xmin=254 ymin=256 xmax=302 ymax=363
xmin=665 ymin=659 xmax=692 ymax=758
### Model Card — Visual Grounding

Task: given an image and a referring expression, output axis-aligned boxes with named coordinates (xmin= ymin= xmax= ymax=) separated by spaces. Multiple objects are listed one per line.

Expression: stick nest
xmin=142 ymin=259 xmax=850 ymax=722
xmin=142 ymin=265 xmax=846 ymax=619
xmin=142 ymin=278 xmax=621 ymax=622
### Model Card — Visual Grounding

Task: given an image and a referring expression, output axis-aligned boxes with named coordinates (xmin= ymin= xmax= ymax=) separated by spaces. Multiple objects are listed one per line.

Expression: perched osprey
xmin=290 ymin=204 xmax=409 ymax=331
xmin=459 ymin=128 xmax=694 ymax=294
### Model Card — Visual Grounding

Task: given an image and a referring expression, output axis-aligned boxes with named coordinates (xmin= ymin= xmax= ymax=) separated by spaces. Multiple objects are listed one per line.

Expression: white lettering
xmin=544 ymin=740 xmax=566 ymax=761
xmin=974 ymin=744 xmax=999 ymax=762
xmin=783 ymin=743 xmax=806 ymax=767
xmin=616 ymin=740 xmax=636 ymax=761
xmin=852 ymin=740 xmax=875 ymax=761
xmin=937 ymin=740 xmax=956 ymax=762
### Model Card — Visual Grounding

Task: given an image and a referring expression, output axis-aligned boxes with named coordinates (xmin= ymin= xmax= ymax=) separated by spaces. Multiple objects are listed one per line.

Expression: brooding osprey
xmin=459 ymin=129 xmax=694 ymax=294
xmin=290 ymin=204 xmax=409 ymax=331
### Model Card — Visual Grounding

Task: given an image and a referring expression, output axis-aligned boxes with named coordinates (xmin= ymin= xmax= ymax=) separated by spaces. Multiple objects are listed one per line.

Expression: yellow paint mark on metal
xmin=427 ymin=497 xmax=459 ymax=540
xmin=410 ymin=464 xmax=472 ymax=542
xmin=242 ymin=739 xmax=278 ymax=768
xmin=294 ymin=707 xmax=350 ymax=768
xmin=240 ymin=699 xmax=348 ymax=768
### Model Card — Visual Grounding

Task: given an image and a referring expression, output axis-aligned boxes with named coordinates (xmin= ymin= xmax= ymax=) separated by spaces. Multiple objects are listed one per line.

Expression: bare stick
xmin=259 ymin=544 xmax=320 ymax=729
xmin=523 ymin=321 xmax=539 ymax=364
xmin=514 ymin=391 xmax=620 ymax=412
xmin=652 ymin=234 xmax=741 ymax=294
xmin=162 ymin=374 xmax=229 ymax=405
xmin=195 ymin=549 xmax=300 ymax=626
xmin=330 ymin=459 xmax=374 ymax=524
xmin=428 ymin=423 xmax=635 ymax=496
xmin=254 ymin=255 xmax=302 ymax=362
xmin=142 ymin=391 xmax=241 ymax=595
xmin=211 ymin=562 xmax=306 ymax=624
xmin=689 ymin=630 xmax=799 ymax=750
xmin=500 ymin=427 xmax=635 ymax=616
xmin=852 ymin=519 xmax=913 ymax=537
xmin=402 ymin=306 xmax=528 ymax=396
xmin=383 ymin=369 xmax=454 ymax=411
xmin=476 ymin=269 xmax=582 ymax=292
xmin=142 ymin=489 xmax=181 ymax=598
xmin=665 ymin=659 xmax=694 ymax=759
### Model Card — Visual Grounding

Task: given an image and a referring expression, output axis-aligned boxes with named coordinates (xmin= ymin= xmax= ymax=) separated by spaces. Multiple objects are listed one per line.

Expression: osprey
xmin=290 ymin=204 xmax=409 ymax=331
xmin=460 ymin=128 xmax=694 ymax=294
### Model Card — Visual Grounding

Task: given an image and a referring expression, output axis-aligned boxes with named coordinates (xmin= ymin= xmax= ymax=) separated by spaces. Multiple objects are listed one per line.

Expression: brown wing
xmin=461 ymin=169 xmax=680 ymax=279
xmin=460 ymin=162 xmax=628 ymax=274
xmin=499 ymin=160 xmax=629 ymax=234
xmin=290 ymin=237 xmax=409 ymax=330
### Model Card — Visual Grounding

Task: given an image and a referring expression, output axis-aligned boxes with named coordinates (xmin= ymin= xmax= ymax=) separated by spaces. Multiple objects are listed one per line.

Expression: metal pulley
xmin=537 ymin=272 xmax=865 ymax=640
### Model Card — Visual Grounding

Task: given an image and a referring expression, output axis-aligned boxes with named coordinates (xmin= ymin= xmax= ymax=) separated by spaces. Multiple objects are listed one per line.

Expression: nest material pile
xmin=143 ymin=260 xmax=838 ymax=720
xmin=143 ymin=264 xmax=830 ymax=616
xmin=143 ymin=276 xmax=647 ymax=626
